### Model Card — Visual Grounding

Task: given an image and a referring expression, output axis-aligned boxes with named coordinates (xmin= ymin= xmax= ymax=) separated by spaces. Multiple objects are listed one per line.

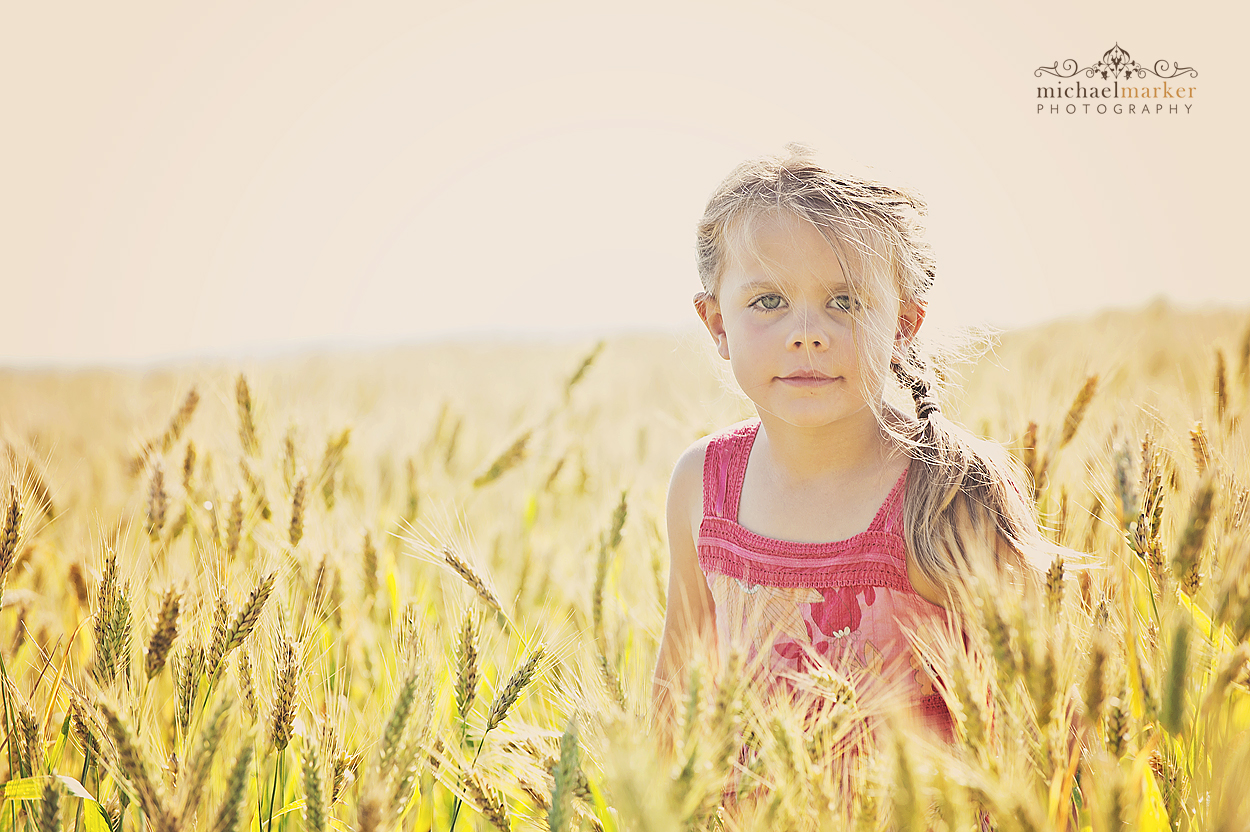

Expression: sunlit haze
xmin=1 ymin=1 xmax=1243 ymax=366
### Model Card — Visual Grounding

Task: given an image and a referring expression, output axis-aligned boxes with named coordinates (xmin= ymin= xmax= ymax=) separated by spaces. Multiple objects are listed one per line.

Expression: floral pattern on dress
xmin=769 ymin=586 xmax=889 ymax=682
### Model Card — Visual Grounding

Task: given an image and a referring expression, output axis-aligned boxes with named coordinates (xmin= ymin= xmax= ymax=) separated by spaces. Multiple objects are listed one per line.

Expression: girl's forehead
xmin=722 ymin=209 xmax=895 ymax=295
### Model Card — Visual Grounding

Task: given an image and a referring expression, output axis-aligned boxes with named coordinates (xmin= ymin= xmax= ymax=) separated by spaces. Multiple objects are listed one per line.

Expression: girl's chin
xmin=756 ymin=406 xmax=876 ymax=431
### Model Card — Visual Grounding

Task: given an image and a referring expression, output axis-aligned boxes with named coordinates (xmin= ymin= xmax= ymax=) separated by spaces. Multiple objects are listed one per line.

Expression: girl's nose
xmin=789 ymin=315 xmax=828 ymax=350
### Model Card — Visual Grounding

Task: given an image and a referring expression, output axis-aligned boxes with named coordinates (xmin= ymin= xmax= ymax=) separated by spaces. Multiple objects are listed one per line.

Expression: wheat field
xmin=0 ymin=301 xmax=1248 ymax=832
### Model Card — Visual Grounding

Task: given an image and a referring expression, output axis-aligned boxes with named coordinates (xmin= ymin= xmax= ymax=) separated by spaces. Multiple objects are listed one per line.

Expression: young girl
xmin=652 ymin=144 xmax=1055 ymax=747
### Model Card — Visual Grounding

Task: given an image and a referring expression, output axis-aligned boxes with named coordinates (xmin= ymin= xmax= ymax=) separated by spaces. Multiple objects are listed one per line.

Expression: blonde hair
xmin=696 ymin=144 xmax=1055 ymax=602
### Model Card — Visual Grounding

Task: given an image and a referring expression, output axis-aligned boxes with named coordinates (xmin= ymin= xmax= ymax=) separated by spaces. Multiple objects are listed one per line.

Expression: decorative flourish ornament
xmin=1035 ymin=42 xmax=1197 ymax=81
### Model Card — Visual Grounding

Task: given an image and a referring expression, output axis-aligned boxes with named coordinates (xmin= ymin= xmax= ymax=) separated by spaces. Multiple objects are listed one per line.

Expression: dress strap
xmin=703 ymin=418 xmax=910 ymax=536
xmin=869 ymin=466 xmax=910 ymax=537
xmin=702 ymin=420 xmax=758 ymax=521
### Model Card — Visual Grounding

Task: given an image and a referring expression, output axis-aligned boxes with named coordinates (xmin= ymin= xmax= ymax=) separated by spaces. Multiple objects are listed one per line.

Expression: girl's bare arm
xmin=651 ymin=440 xmax=717 ymax=747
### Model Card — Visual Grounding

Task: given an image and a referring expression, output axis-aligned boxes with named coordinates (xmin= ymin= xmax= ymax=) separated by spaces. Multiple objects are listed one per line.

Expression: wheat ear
xmin=225 ymin=491 xmax=243 ymax=560
xmin=463 ymin=772 xmax=511 ymax=832
xmin=210 ymin=742 xmax=254 ymax=832
xmin=1059 ymin=374 xmax=1098 ymax=449
xmin=181 ymin=695 xmax=230 ymax=815
xmin=472 ymin=430 xmax=531 ymax=488
xmin=236 ymin=375 xmax=259 ymax=457
xmin=486 ymin=645 xmax=546 ymax=732
xmin=1173 ymin=476 xmax=1216 ymax=597
xmin=238 ymin=650 xmax=258 ymax=723
xmin=223 ymin=572 xmax=276 ymax=657
xmin=548 ymin=719 xmax=579 ymax=832
xmin=0 ymin=485 xmax=22 ymax=596
xmin=99 ymin=700 xmax=170 ymax=825
xmin=378 ymin=670 xmax=421 ymax=778
xmin=270 ymin=637 xmax=300 ymax=752
xmin=289 ymin=474 xmax=307 ymax=547
xmin=442 ymin=545 xmax=504 ymax=616
xmin=1044 ymin=555 xmax=1064 ymax=617
xmin=145 ymin=587 xmax=181 ymax=680
xmin=147 ymin=460 xmax=168 ymax=540
xmin=455 ymin=611 xmax=478 ymax=723
xmin=302 ymin=739 xmax=327 ymax=832
xmin=39 ymin=779 xmax=61 ymax=832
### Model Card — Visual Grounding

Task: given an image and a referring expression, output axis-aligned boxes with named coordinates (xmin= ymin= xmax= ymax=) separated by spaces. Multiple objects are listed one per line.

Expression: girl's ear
xmin=694 ymin=292 xmax=730 ymax=360
xmin=894 ymin=300 xmax=926 ymax=359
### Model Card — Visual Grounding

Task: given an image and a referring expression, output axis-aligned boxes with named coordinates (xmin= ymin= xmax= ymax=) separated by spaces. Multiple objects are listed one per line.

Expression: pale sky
xmin=1 ymin=0 xmax=1244 ymax=366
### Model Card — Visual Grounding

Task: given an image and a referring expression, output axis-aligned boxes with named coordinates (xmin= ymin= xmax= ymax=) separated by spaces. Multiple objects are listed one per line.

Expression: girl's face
xmin=695 ymin=210 xmax=924 ymax=431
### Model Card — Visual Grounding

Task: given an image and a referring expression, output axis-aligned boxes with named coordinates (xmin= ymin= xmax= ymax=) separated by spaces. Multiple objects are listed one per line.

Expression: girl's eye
xmin=751 ymin=294 xmax=785 ymax=311
xmin=831 ymin=294 xmax=861 ymax=312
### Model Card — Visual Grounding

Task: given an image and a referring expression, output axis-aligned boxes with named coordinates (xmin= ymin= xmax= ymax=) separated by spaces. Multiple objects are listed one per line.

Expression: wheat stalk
xmin=548 ymin=719 xmax=579 ymax=832
xmin=1044 ymin=555 xmax=1064 ymax=617
xmin=455 ymin=610 xmax=478 ymax=723
xmin=378 ymin=670 xmax=421 ymax=778
xmin=99 ymin=699 xmax=172 ymax=826
xmin=281 ymin=427 xmax=298 ymax=491
xmin=147 ymin=461 xmax=167 ymax=540
xmin=1173 ymin=475 xmax=1216 ymax=596
xmin=145 ymin=587 xmax=181 ymax=680
xmin=564 ymin=340 xmax=605 ymax=399
xmin=238 ymin=650 xmax=258 ymax=722
xmin=1058 ymin=374 xmax=1098 ymax=450
xmin=38 ymin=779 xmax=61 ymax=832
xmin=236 ymin=375 xmax=259 ymax=457
xmin=1084 ymin=635 xmax=1108 ymax=727
xmin=0 ymin=484 xmax=22 ymax=596
xmin=1105 ymin=691 xmax=1128 ymax=757
xmin=302 ymin=739 xmax=327 ymax=832
xmin=225 ymin=491 xmax=243 ymax=559
xmin=290 ymin=474 xmax=307 ymax=547
xmin=270 ymin=637 xmax=300 ymax=752
xmin=163 ymin=387 xmax=200 ymax=453
xmin=356 ymin=792 xmax=383 ymax=832
xmin=463 ymin=771 xmax=511 ymax=832
xmin=1191 ymin=420 xmax=1212 ymax=474
xmin=175 ymin=640 xmax=204 ymax=736
xmin=1215 ymin=348 xmax=1229 ymax=424
xmin=362 ymin=530 xmax=378 ymax=597
xmin=316 ymin=428 xmax=351 ymax=509
xmin=486 ymin=645 xmax=546 ymax=732
xmin=239 ymin=457 xmax=271 ymax=520
xmin=210 ymin=743 xmax=253 ymax=832
xmin=70 ymin=695 xmax=101 ymax=759
xmin=92 ymin=551 xmax=132 ymax=686
xmin=441 ymin=545 xmax=504 ymax=616
xmin=472 ymin=430 xmax=531 ymax=488
xmin=19 ymin=701 xmax=43 ymax=776
xmin=592 ymin=490 xmax=628 ymax=646
xmin=330 ymin=750 xmax=356 ymax=805
xmin=1020 ymin=420 xmax=1041 ymax=490
xmin=206 ymin=591 xmax=231 ymax=683
xmin=182 ymin=441 xmax=196 ymax=493
xmin=180 ymin=695 xmax=230 ymax=815
xmin=1161 ymin=622 xmax=1190 ymax=735
xmin=223 ymin=572 xmax=276 ymax=656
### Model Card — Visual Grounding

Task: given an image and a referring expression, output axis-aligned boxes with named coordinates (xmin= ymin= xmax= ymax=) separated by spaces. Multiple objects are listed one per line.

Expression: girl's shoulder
xmin=668 ymin=418 xmax=758 ymax=538
xmin=670 ymin=418 xmax=758 ymax=485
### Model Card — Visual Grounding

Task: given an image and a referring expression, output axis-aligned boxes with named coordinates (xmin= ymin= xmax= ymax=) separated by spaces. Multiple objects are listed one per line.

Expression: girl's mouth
xmin=778 ymin=374 xmax=840 ymax=387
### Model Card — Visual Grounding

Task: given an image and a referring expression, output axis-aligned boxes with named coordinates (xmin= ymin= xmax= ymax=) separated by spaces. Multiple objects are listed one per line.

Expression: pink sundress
xmin=697 ymin=418 xmax=954 ymax=739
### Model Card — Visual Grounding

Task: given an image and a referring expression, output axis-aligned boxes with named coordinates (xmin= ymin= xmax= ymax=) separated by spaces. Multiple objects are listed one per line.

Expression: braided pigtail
xmin=888 ymin=347 xmax=1051 ymax=606
xmin=891 ymin=350 xmax=941 ymax=423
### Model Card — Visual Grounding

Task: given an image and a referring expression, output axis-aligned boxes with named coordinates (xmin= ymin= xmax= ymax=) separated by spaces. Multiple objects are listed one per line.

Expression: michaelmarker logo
xmin=1035 ymin=43 xmax=1198 ymax=115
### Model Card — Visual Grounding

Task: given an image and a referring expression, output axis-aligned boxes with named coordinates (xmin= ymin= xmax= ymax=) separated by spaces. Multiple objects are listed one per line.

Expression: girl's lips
xmin=778 ymin=375 xmax=840 ymax=386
